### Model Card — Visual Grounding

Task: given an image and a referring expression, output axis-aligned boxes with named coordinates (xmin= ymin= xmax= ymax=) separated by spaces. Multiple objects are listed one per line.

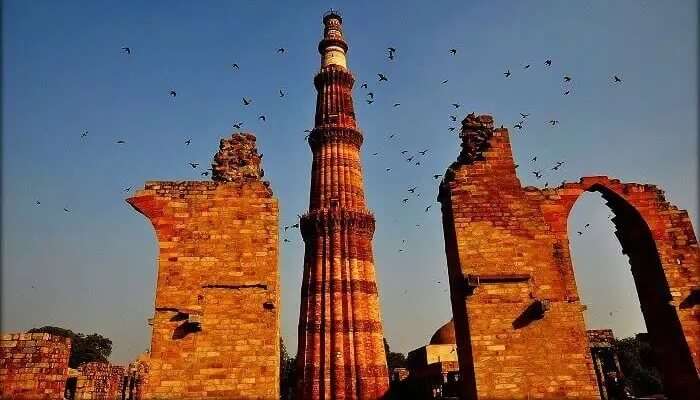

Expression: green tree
xmin=28 ymin=326 xmax=112 ymax=368
xmin=280 ymin=337 xmax=297 ymax=400
xmin=613 ymin=336 xmax=663 ymax=396
xmin=383 ymin=338 xmax=407 ymax=370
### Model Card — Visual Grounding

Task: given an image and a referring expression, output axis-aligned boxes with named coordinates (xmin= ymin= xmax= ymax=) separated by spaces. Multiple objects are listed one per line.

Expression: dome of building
xmin=429 ymin=319 xmax=456 ymax=345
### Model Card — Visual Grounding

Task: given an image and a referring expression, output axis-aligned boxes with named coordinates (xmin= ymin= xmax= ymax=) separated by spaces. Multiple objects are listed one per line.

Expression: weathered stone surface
xmin=127 ymin=133 xmax=280 ymax=399
xmin=75 ymin=362 xmax=124 ymax=400
xmin=0 ymin=333 xmax=71 ymax=400
xmin=295 ymin=12 xmax=390 ymax=400
xmin=439 ymin=113 xmax=700 ymax=399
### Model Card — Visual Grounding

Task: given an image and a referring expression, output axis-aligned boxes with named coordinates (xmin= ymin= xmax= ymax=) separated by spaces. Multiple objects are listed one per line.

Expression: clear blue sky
xmin=2 ymin=0 xmax=697 ymax=364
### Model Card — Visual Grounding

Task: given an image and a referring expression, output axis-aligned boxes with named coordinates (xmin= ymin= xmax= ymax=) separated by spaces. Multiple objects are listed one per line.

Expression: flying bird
xmin=577 ymin=231 xmax=583 ymax=236
xmin=388 ymin=47 xmax=397 ymax=53
xmin=242 ymin=97 xmax=252 ymax=106
xmin=259 ymin=115 xmax=266 ymax=121
xmin=189 ymin=162 xmax=199 ymax=168
xmin=279 ymin=89 xmax=286 ymax=97
xmin=116 ymin=140 xmax=126 ymax=144
xmin=367 ymin=92 xmax=374 ymax=99
xmin=449 ymin=48 xmax=457 ymax=55
xmin=441 ymin=80 xmax=448 ymax=84
xmin=544 ymin=182 xmax=549 ymax=188
xmin=201 ymin=171 xmax=209 ymax=176
xmin=406 ymin=156 xmax=414 ymax=162
xmin=81 ymin=130 xmax=88 ymax=138
xmin=185 ymin=138 xmax=191 ymax=146
xmin=563 ymin=90 xmax=570 ymax=95
xmin=545 ymin=59 xmax=552 ymax=66
xmin=408 ymin=186 xmax=417 ymax=193
xmin=425 ymin=205 xmax=432 ymax=212
xmin=284 ymin=238 xmax=291 ymax=243
xmin=419 ymin=149 xmax=429 ymax=155
xmin=532 ymin=170 xmax=543 ymax=179
xmin=613 ymin=75 xmax=622 ymax=83
xmin=277 ymin=48 xmax=285 ymax=54
xmin=378 ymin=73 xmax=388 ymax=82
xmin=520 ymin=113 xmax=529 ymax=119
xmin=504 ymin=69 xmax=511 ymax=78
xmin=366 ymin=99 xmax=374 ymax=104
xmin=401 ymin=150 xmax=409 ymax=154
xmin=514 ymin=164 xmax=519 ymax=169
xmin=549 ymin=120 xmax=559 ymax=126
xmin=563 ymin=75 xmax=572 ymax=82
xmin=433 ymin=174 xmax=442 ymax=179
xmin=451 ymin=103 xmax=461 ymax=109
xmin=450 ymin=115 xmax=457 ymax=122
xmin=530 ymin=156 xmax=537 ymax=162
xmin=388 ymin=52 xmax=394 ymax=61
xmin=36 ymin=201 xmax=41 ymax=205
xmin=124 ymin=187 xmax=132 ymax=192
xmin=523 ymin=64 xmax=530 ymax=69
xmin=386 ymin=168 xmax=391 ymax=172
xmin=232 ymin=63 xmax=239 ymax=70
xmin=233 ymin=122 xmax=243 ymax=129
xmin=513 ymin=122 xmax=523 ymax=130
xmin=448 ymin=127 xmax=456 ymax=132
xmin=63 ymin=208 xmax=71 ymax=213
xmin=584 ymin=223 xmax=591 ymax=228
xmin=402 ymin=198 xmax=409 ymax=204
xmin=121 ymin=47 xmax=131 ymax=55
xmin=393 ymin=103 xmax=401 ymax=107
xmin=169 ymin=90 xmax=177 ymax=97
xmin=361 ymin=82 xmax=368 ymax=89
xmin=372 ymin=152 xmax=379 ymax=156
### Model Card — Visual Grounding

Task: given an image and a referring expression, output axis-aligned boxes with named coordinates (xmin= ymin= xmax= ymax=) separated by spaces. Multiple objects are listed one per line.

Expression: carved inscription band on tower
xmin=295 ymin=12 xmax=390 ymax=400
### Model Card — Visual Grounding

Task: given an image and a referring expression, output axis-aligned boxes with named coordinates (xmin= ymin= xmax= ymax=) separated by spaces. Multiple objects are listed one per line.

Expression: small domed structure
xmin=429 ymin=319 xmax=456 ymax=345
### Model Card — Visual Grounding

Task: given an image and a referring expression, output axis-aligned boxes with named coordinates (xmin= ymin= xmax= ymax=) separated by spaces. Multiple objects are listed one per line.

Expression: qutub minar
xmin=295 ymin=11 xmax=391 ymax=400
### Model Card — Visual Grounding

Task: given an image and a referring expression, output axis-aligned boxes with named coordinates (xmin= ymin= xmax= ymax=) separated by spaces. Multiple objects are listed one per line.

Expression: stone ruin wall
xmin=127 ymin=132 xmax=280 ymax=399
xmin=438 ymin=113 xmax=700 ymax=399
xmin=75 ymin=362 xmax=124 ymax=400
xmin=0 ymin=333 xmax=71 ymax=400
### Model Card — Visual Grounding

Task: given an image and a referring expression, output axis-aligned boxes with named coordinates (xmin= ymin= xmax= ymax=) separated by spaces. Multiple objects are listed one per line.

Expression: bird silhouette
xmin=169 ymin=90 xmax=177 ymax=97
xmin=450 ymin=115 xmax=457 ymax=122
xmin=201 ymin=171 xmax=209 ymax=176
xmin=388 ymin=47 xmax=397 ymax=53
xmin=367 ymin=92 xmax=374 ymax=99
xmin=122 ymin=47 xmax=131 ymax=54
xmin=433 ymin=174 xmax=442 ymax=179
xmin=441 ymin=80 xmax=449 ymax=84
xmin=388 ymin=52 xmax=394 ymax=61
xmin=504 ymin=69 xmax=511 ymax=78
xmin=372 ymin=152 xmax=379 ymax=156
xmin=452 ymin=103 xmax=460 ymax=108
xmin=544 ymin=182 xmax=549 ymax=188
xmin=449 ymin=48 xmax=457 ymax=55
xmin=552 ymin=161 xmax=565 ymax=170
xmin=419 ymin=149 xmax=429 ymax=155
xmin=425 ymin=205 xmax=432 ymax=212
xmin=366 ymin=99 xmax=374 ymax=104
xmin=406 ymin=156 xmax=414 ymax=162
xmin=116 ymin=140 xmax=126 ymax=144
xmin=530 ymin=156 xmax=537 ymax=162
xmin=36 ymin=201 xmax=41 ymax=205
xmin=577 ymin=231 xmax=583 ymax=236
xmin=361 ymin=82 xmax=368 ymax=89
xmin=408 ymin=186 xmax=417 ymax=193
xmin=277 ymin=48 xmax=286 ymax=54
xmin=563 ymin=75 xmax=572 ymax=82
xmin=388 ymin=134 xmax=395 ymax=139
xmin=279 ymin=89 xmax=286 ymax=97
xmin=584 ymin=223 xmax=591 ymax=228
xmin=514 ymin=123 xmax=523 ymax=130
xmin=185 ymin=138 xmax=191 ymax=146
xmin=532 ymin=170 xmax=543 ymax=179
xmin=233 ymin=122 xmax=243 ymax=129
xmin=514 ymin=164 xmax=519 ymax=169
xmin=523 ymin=64 xmax=530 ymax=69
xmin=259 ymin=115 xmax=266 ymax=122
xmin=448 ymin=127 xmax=456 ymax=132
xmin=242 ymin=97 xmax=252 ymax=106
xmin=81 ymin=130 xmax=88 ymax=138
xmin=378 ymin=73 xmax=388 ymax=81
xmin=284 ymin=238 xmax=291 ymax=243
xmin=232 ymin=63 xmax=239 ymax=70
xmin=613 ymin=75 xmax=622 ymax=83
xmin=520 ymin=113 xmax=529 ymax=118
xmin=189 ymin=162 xmax=199 ymax=168
xmin=401 ymin=150 xmax=409 ymax=154
xmin=393 ymin=103 xmax=401 ymax=107
xmin=563 ymin=90 xmax=570 ymax=95
xmin=63 ymin=207 xmax=71 ymax=212
xmin=304 ymin=129 xmax=312 ymax=133
xmin=386 ymin=168 xmax=391 ymax=172
xmin=549 ymin=120 xmax=559 ymax=126
xmin=402 ymin=198 xmax=409 ymax=204
xmin=545 ymin=59 xmax=552 ymax=66
xmin=124 ymin=187 xmax=132 ymax=192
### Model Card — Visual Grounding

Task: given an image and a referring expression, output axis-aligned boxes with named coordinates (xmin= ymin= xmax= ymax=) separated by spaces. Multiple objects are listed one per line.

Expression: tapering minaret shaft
xmin=296 ymin=12 xmax=390 ymax=400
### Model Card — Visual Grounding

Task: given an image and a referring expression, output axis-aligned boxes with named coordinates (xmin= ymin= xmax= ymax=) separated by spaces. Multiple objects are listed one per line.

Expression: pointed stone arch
xmin=540 ymin=176 xmax=700 ymax=396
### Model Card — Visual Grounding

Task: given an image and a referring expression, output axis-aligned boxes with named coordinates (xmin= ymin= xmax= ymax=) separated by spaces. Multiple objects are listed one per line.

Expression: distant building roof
xmin=430 ymin=319 xmax=456 ymax=345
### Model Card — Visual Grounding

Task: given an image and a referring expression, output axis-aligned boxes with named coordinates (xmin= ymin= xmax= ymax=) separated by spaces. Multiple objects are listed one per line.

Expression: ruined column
xmin=295 ymin=11 xmax=390 ymax=400
xmin=127 ymin=133 xmax=280 ymax=399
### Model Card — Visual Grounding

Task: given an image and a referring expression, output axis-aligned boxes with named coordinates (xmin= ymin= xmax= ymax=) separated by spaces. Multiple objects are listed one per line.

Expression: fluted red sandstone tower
xmin=295 ymin=12 xmax=390 ymax=400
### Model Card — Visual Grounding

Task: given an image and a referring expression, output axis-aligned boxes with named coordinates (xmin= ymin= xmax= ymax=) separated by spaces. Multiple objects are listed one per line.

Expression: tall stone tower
xmin=295 ymin=11 xmax=390 ymax=400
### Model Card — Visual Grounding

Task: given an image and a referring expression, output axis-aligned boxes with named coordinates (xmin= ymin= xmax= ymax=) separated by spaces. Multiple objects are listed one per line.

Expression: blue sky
xmin=2 ymin=0 xmax=697 ymax=364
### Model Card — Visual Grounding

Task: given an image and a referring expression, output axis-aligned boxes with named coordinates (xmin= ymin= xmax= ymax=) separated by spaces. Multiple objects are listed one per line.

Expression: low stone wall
xmin=0 ymin=332 xmax=71 ymax=400
xmin=75 ymin=362 xmax=124 ymax=400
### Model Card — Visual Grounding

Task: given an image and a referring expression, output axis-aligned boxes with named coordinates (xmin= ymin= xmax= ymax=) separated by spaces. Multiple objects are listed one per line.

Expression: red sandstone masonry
xmin=75 ymin=362 xmax=124 ymax=400
xmin=128 ymin=133 xmax=280 ymax=400
xmin=0 ymin=333 xmax=71 ymax=400
xmin=438 ymin=113 xmax=700 ymax=399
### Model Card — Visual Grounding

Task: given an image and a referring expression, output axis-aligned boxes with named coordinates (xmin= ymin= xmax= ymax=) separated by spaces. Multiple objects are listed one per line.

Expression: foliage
xmin=280 ymin=337 xmax=297 ymax=400
xmin=27 ymin=326 xmax=112 ymax=368
xmin=383 ymin=338 xmax=407 ymax=369
xmin=613 ymin=336 xmax=663 ymax=396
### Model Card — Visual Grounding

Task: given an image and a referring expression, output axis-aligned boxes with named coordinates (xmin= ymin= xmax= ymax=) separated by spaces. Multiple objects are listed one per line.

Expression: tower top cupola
xmin=319 ymin=10 xmax=348 ymax=69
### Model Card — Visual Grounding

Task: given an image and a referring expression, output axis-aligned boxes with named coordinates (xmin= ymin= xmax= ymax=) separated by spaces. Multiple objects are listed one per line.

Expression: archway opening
xmin=568 ymin=186 xmax=692 ymax=398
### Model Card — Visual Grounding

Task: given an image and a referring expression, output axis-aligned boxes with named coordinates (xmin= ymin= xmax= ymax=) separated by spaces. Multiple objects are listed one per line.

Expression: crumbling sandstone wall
xmin=438 ymin=113 xmax=700 ymax=399
xmin=127 ymin=133 xmax=280 ymax=399
xmin=75 ymin=362 xmax=124 ymax=400
xmin=0 ymin=333 xmax=71 ymax=400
